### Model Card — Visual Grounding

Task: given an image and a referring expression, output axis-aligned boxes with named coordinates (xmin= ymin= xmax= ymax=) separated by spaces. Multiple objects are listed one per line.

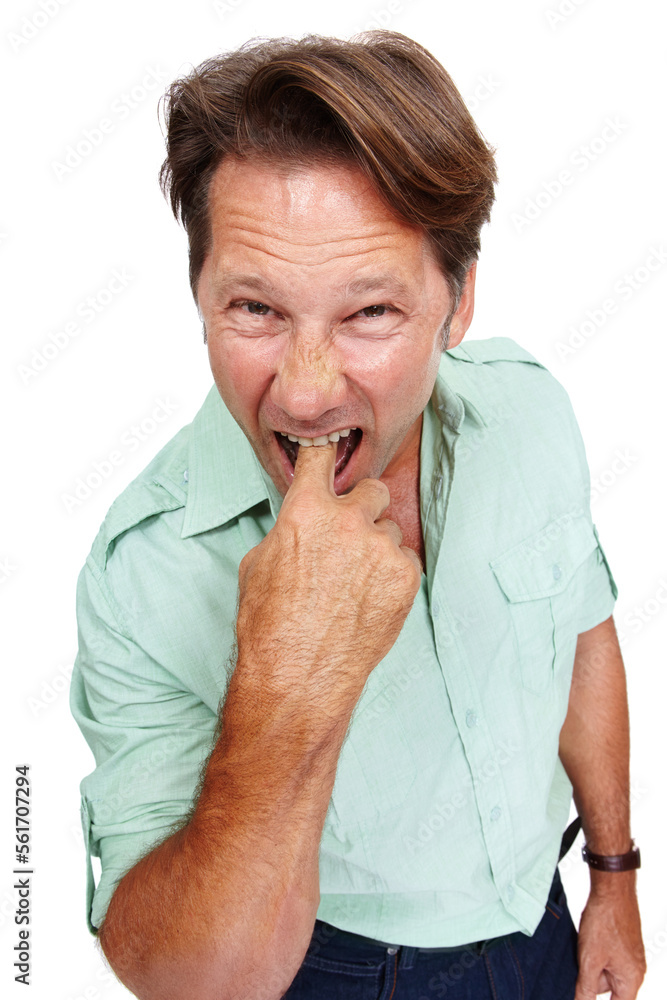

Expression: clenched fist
xmin=236 ymin=441 xmax=422 ymax=714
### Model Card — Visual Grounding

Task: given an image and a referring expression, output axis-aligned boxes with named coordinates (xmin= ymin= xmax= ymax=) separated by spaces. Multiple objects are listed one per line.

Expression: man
xmin=70 ymin=31 xmax=645 ymax=1000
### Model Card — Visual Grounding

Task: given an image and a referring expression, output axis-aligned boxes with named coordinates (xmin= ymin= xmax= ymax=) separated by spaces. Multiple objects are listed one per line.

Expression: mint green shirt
xmin=70 ymin=337 xmax=617 ymax=944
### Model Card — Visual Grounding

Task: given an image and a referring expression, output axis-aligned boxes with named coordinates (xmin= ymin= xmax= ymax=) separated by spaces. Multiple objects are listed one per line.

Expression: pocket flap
xmin=490 ymin=512 xmax=598 ymax=602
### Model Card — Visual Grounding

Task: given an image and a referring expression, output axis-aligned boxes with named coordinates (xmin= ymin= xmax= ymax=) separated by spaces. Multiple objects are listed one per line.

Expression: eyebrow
xmin=212 ymin=273 xmax=280 ymax=297
xmin=344 ymin=274 xmax=413 ymax=299
xmin=212 ymin=272 xmax=413 ymax=301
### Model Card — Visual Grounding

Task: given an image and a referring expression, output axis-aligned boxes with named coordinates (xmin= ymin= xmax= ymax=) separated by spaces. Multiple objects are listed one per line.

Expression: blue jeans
xmin=283 ymin=867 xmax=578 ymax=999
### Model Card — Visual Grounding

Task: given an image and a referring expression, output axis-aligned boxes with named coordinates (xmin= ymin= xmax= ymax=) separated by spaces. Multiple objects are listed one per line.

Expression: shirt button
xmin=507 ymin=885 xmax=515 ymax=901
xmin=552 ymin=563 xmax=562 ymax=581
xmin=490 ymin=806 xmax=501 ymax=821
xmin=466 ymin=710 xmax=478 ymax=728
xmin=183 ymin=469 xmax=189 ymax=483
xmin=431 ymin=599 xmax=440 ymax=618
xmin=387 ymin=947 xmax=398 ymax=955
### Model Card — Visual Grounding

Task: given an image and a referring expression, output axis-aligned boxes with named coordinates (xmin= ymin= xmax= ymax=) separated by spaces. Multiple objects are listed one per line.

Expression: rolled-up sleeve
xmin=70 ymin=557 xmax=217 ymax=933
xmin=571 ymin=523 xmax=619 ymax=635
xmin=554 ymin=378 xmax=620 ymax=637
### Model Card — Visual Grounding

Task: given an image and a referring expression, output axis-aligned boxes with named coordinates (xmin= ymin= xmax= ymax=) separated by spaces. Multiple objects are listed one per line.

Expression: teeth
xmin=279 ymin=428 xmax=356 ymax=447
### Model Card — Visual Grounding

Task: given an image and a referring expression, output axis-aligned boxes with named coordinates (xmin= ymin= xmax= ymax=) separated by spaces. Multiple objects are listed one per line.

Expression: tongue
xmin=335 ymin=433 xmax=356 ymax=475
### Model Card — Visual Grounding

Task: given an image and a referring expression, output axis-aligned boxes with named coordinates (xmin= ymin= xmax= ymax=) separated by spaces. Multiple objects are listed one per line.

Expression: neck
xmin=380 ymin=423 xmax=424 ymax=565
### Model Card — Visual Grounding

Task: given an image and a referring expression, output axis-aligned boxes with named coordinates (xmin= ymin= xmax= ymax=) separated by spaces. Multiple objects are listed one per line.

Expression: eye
xmin=358 ymin=304 xmax=387 ymax=318
xmin=347 ymin=304 xmax=397 ymax=321
xmin=239 ymin=300 xmax=271 ymax=316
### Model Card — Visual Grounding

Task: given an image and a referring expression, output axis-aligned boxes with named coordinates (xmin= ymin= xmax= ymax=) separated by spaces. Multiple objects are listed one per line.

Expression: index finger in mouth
xmin=290 ymin=439 xmax=337 ymax=494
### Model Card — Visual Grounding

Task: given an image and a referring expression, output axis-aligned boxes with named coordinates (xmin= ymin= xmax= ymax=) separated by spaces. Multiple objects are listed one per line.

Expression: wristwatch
xmin=581 ymin=840 xmax=641 ymax=872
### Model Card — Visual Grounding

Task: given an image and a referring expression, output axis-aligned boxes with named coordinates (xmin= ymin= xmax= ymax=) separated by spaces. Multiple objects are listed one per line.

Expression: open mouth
xmin=276 ymin=428 xmax=363 ymax=478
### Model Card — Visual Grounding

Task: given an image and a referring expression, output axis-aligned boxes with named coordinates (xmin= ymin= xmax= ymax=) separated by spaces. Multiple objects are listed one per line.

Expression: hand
xmin=236 ymin=441 xmax=422 ymax=711
xmin=575 ymin=880 xmax=646 ymax=999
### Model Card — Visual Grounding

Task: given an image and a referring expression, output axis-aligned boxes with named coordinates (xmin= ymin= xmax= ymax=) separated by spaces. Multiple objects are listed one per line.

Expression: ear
xmin=446 ymin=262 xmax=477 ymax=350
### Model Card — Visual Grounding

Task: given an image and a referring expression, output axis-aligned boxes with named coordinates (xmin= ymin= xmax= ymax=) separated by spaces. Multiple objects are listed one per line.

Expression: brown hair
xmin=159 ymin=31 xmax=497 ymax=308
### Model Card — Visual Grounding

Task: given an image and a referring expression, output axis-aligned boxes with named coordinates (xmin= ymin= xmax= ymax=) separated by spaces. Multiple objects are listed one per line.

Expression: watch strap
xmin=581 ymin=840 xmax=641 ymax=872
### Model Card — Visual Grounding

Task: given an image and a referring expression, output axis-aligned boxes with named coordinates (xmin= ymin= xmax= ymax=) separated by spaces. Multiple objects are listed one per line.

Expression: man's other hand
xmin=575 ymin=882 xmax=646 ymax=1000
xmin=236 ymin=441 xmax=422 ymax=710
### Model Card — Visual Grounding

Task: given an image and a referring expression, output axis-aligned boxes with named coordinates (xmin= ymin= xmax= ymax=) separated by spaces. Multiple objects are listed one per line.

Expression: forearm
xmin=98 ymin=439 xmax=420 ymax=998
xmin=558 ymin=614 xmax=634 ymax=892
xmin=99 ymin=659 xmax=358 ymax=1000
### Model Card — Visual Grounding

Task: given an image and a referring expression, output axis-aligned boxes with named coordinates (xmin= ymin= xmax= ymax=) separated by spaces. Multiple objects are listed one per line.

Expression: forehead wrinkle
xmin=214 ymin=238 xmax=403 ymax=271
xmin=214 ymin=216 xmax=402 ymax=250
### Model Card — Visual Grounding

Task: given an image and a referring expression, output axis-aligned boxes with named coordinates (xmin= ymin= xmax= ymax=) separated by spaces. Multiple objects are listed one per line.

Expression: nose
xmin=270 ymin=332 xmax=346 ymax=425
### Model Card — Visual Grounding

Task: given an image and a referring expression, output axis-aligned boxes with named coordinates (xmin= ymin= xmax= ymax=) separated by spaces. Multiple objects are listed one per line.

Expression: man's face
xmin=197 ymin=156 xmax=474 ymax=496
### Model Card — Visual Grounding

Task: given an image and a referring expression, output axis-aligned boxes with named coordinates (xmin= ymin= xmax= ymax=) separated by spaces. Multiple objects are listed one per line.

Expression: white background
xmin=2 ymin=0 xmax=666 ymax=997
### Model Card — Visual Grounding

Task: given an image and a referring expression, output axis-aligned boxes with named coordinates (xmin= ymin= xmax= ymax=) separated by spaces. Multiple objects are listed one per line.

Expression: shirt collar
xmin=180 ymin=386 xmax=271 ymax=538
xmin=180 ymin=350 xmax=488 ymax=538
xmin=431 ymin=347 xmax=489 ymax=435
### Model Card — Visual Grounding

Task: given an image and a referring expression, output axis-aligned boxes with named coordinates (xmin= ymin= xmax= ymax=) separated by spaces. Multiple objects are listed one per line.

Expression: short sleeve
xmin=70 ymin=558 xmax=218 ymax=933
xmin=571 ymin=522 xmax=619 ymax=635
xmin=549 ymin=376 xmax=619 ymax=636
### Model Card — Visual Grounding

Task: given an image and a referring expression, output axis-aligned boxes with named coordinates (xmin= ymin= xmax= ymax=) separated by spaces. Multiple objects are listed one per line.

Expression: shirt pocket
xmin=489 ymin=512 xmax=599 ymax=695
